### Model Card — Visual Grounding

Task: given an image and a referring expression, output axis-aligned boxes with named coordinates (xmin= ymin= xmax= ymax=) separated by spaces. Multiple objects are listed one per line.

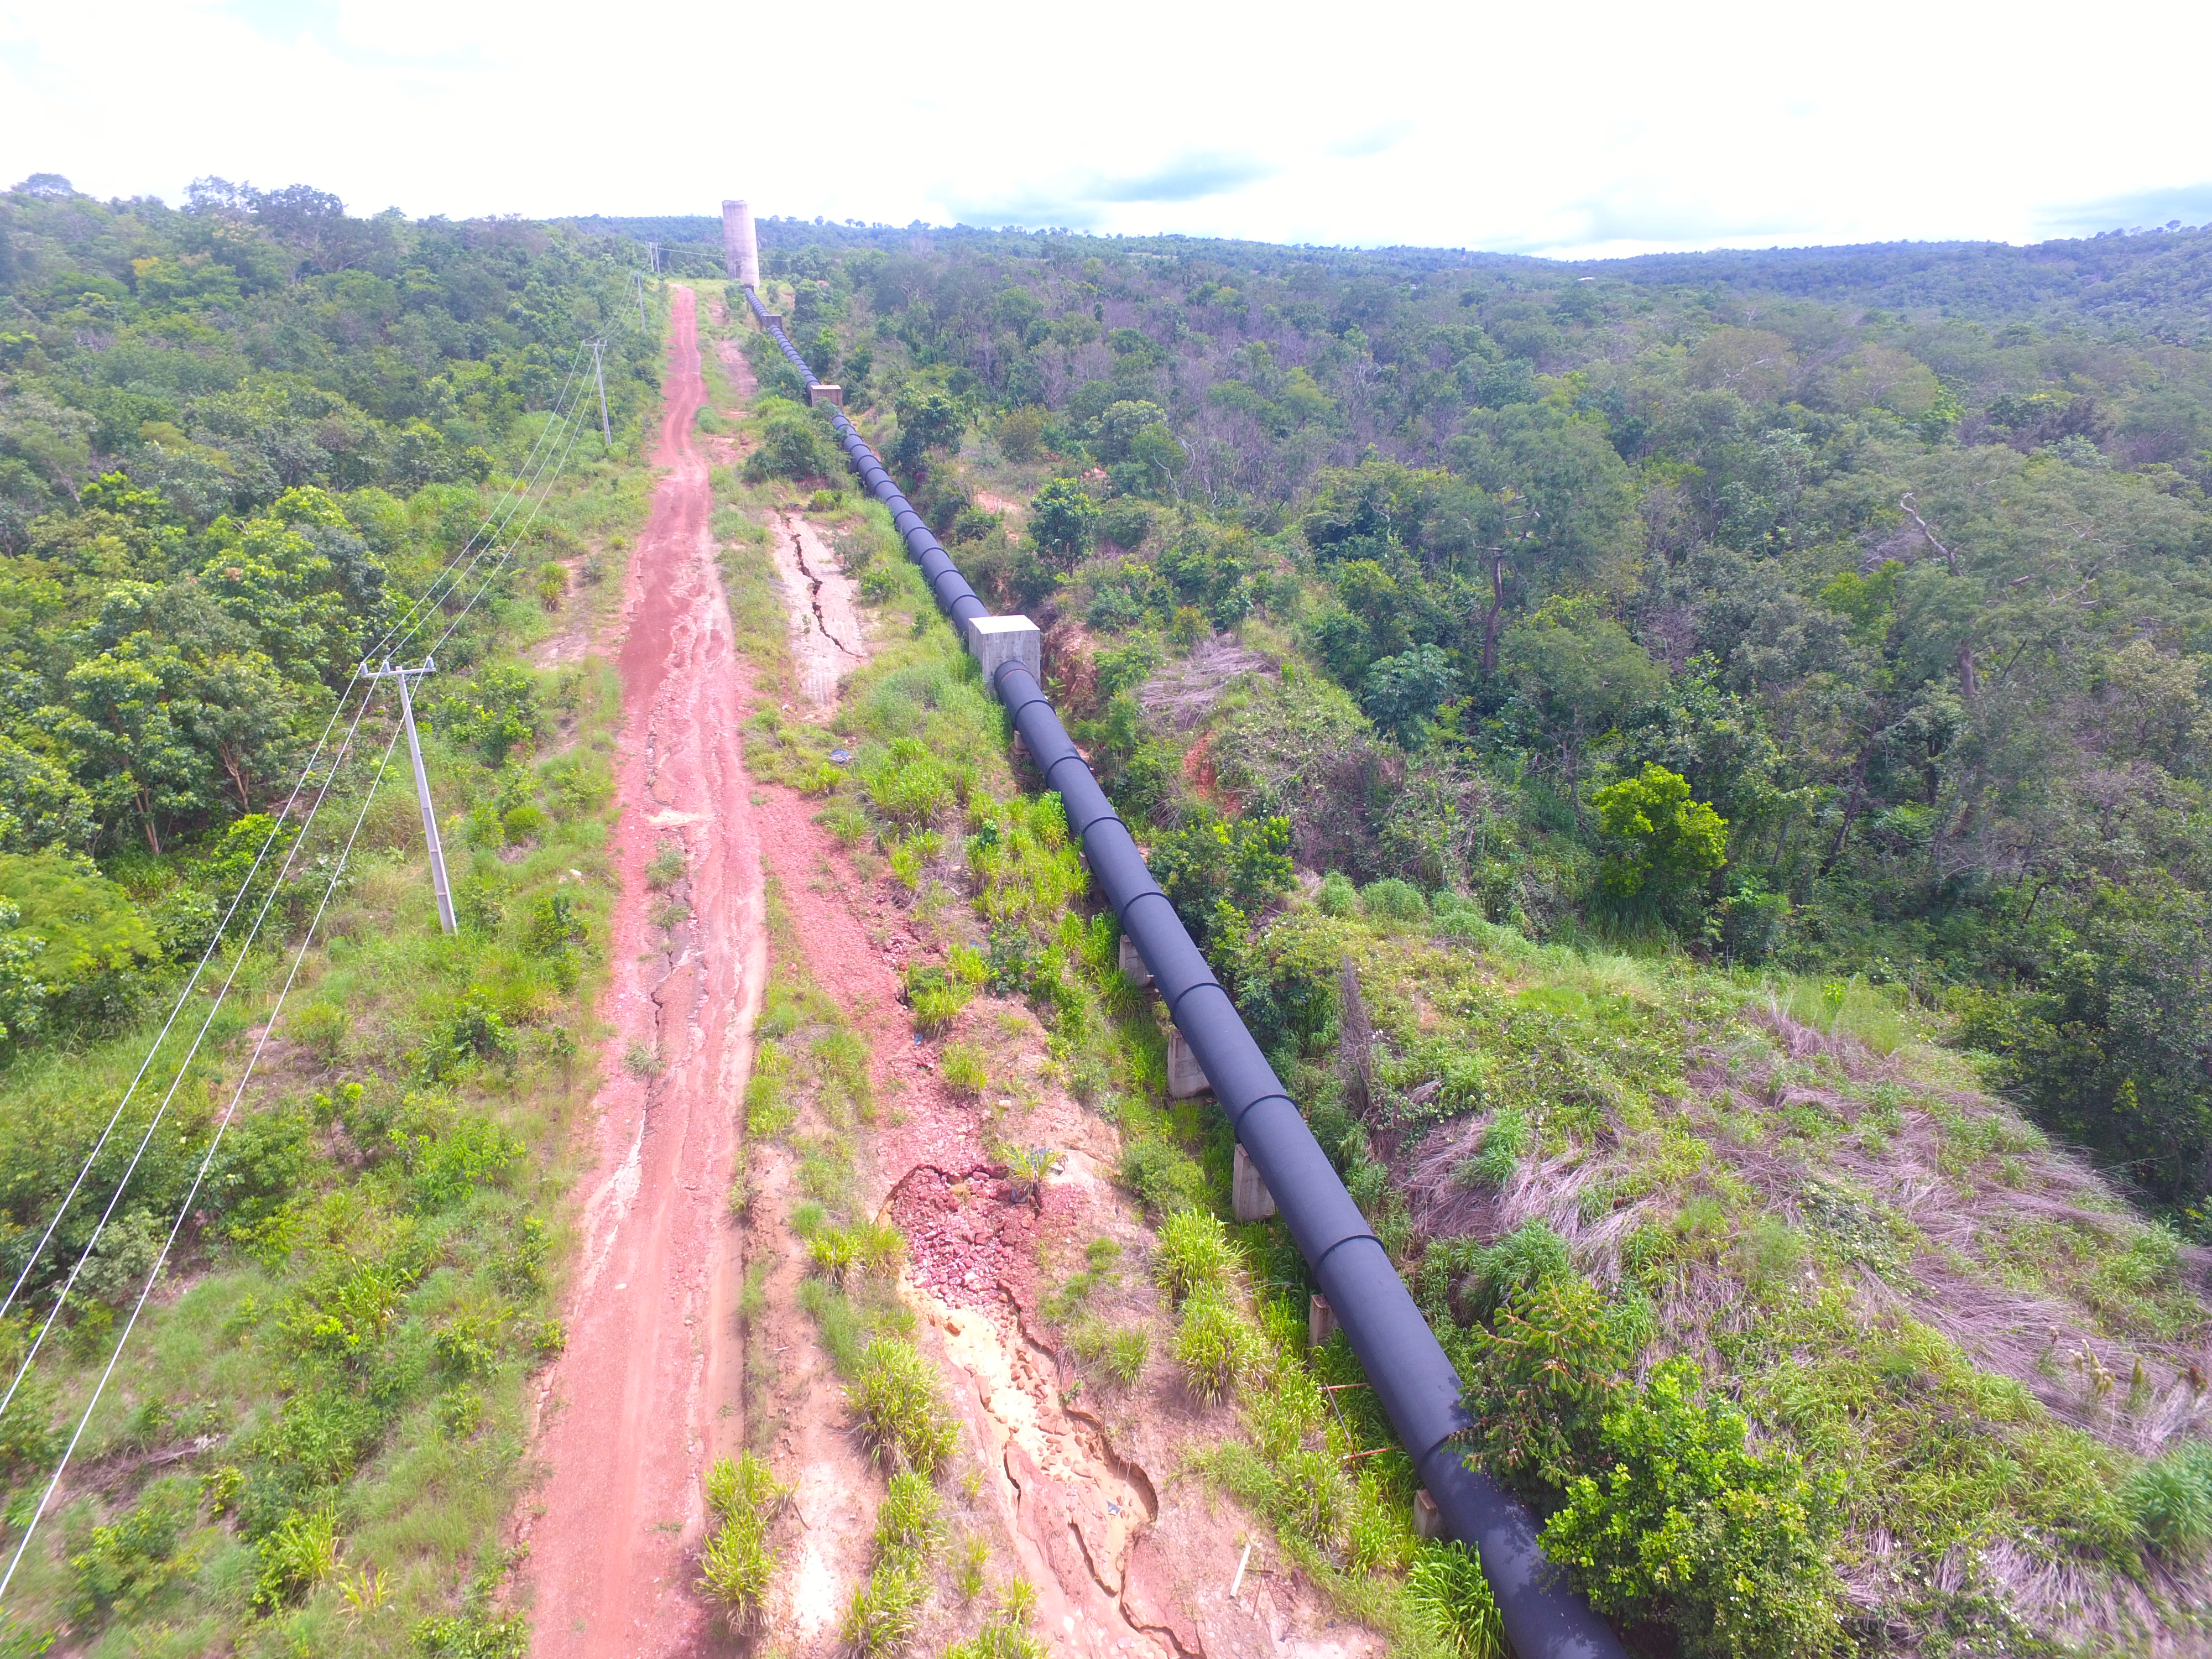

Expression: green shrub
xmin=1120 ymin=1137 xmax=1206 ymax=1213
xmin=1317 ymin=870 xmax=1357 ymax=917
xmin=1420 ymin=1220 xmax=1574 ymax=1329
xmin=1360 ymin=877 xmax=1428 ymax=926
xmin=432 ymin=1310 xmax=506 ymax=1378
xmin=946 ymin=1611 xmax=1048 ymax=1659
xmin=1542 ymin=1360 xmax=1843 ymax=1658
xmin=839 ymin=1448 xmax=952 ymax=1651
xmin=523 ymin=889 xmax=585 ymax=952
xmin=849 ymin=1339 xmax=959 ymax=1474
xmin=941 ymin=1042 xmax=989 ymax=1097
xmin=1071 ymin=1318 xmax=1150 ymax=1387
xmin=842 ymin=1558 xmax=928 ymax=1656
xmin=698 ymin=1451 xmax=787 ymax=1627
xmin=429 ymin=987 xmax=519 ymax=1073
xmin=1173 ymin=1288 xmax=1246 ymax=1404
xmin=744 ymin=399 xmax=843 ymax=483
xmin=66 ymin=1480 xmax=194 ymax=1625
xmin=405 ymin=1114 xmax=524 ymax=1211
xmin=995 ymin=405 xmax=1046 ymax=463
xmin=905 ymin=950 xmax=985 ymax=1035
xmin=1105 ymin=1326 xmax=1149 ymax=1385
xmin=705 ymin=1449 xmax=785 ymax=1525
xmin=1149 ymin=813 xmax=1293 ymax=947
xmin=807 ymin=1219 xmax=905 ymax=1284
xmin=1460 ymin=1275 xmax=1632 ymax=1503
xmin=1347 ymin=1477 xmax=1410 ymax=1573
xmin=1406 ymin=1541 xmax=1507 ymax=1659
xmin=500 ymin=803 xmax=547 ymax=844
xmin=863 ymin=736 xmax=957 ymax=826
xmin=1462 ymin=1105 xmax=1530 ymax=1188
xmin=1735 ymin=1217 xmax=1806 ymax=1295
xmin=745 ymin=1044 xmax=793 ymax=1138
xmin=1271 ymin=1444 xmax=1354 ymax=1546
xmin=1154 ymin=1209 xmax=1234 ymax=1302
xmin=1589 ymin=763 xmax=1728 ymax=933
xmin=818 ymin=800 xmax=873 ymax=846
xmin=2127 ymin=1441 xmax=2212 ymax=1557
xmin=1345 ymin=1156 xmax=1390 ymax=1213
xmin=813 ymin=1026 xmax=877 ymax=1123
xmin=286 ymin=1000 xmax=349 ymax=1062
xmin=874 ymin=1470 xmax=944 ymax=1557
xmin=646 ymin=839 xmax=686 ymax=888
xmin=251 ymin=1505 xmax=340 ymax=1609
xmin=698 ymin=1511 xmax=775 ymax=1626
xmin=954 ymin=1531 xmax=990 ymax=1602
xmin=0 ymin=852 xmax=159 ymax=1026
xmin=411 ymin=1611 xmax=530 ymax=1657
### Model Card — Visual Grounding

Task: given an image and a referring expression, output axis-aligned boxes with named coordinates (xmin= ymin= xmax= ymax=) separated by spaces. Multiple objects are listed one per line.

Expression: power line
xmin=383 ymin=349 xmax=603 ymax=666
xmin=0 ymin=332 xmax=603 ymax=1415
xmin=0 ymin=680 xmax=382 ymax=1420
xmin=0 ymin=345 xmax=596 ymax=1335
xmin=0 ymin=686 xmax=362 ymax=1328
xmin=0 ymin=701 xmax=411 ymax=1609
xmin=0 ymin=328 xmax=609 ymax=1599
xmin=362 ymin=346 xmax=591 ymax=664
xmin=0 ymin=264 xmax=623 ymax=1488
xmin=419 ymin=385 xmax=596 ymax=661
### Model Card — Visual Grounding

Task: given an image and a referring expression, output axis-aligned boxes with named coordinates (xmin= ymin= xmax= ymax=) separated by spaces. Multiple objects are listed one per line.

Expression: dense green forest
xmin=691 ymin=212 xmax=2212 ymax=1653
xmin=0 ymin=174 xmax=654 ymax=1652
xmin=680 ymin=214 xmax=2212 ymax=1223
xmin=11 ymin=166 xmax=2212 ymax=1655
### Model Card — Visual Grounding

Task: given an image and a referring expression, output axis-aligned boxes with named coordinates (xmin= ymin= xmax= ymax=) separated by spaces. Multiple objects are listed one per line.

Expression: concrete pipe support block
xmin=1166 ymin=1028 xmax=1210 ymax=1099
xmin=964 ymin=614 xmax=1043 ymax=686
xmin=1309 ymin=1293 xmax=1337 ymax=1348
xmin=1118 ymin=933 xmax=1154 ymax=990
xmin=1232 ymin=1143 xmax=1276 ymax=1222
xmin=1413 ymin=1489 xmax=1446 ymax=1541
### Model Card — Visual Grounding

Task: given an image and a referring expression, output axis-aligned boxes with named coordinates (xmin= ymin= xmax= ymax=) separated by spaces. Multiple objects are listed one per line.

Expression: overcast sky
xmin=3 ymin=0 xmax=2208 ymax=258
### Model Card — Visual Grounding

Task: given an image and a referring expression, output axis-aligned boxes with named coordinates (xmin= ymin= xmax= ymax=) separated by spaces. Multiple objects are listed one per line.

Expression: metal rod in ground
xmin=592 ymin=343 xmax=612 ymax=446
xmin=367 ymin=658 xmax=457 ymax=935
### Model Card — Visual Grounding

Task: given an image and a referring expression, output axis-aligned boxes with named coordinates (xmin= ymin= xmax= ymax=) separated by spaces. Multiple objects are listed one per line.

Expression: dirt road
xmin=521 ymin=285 xmax=764 ymax=1658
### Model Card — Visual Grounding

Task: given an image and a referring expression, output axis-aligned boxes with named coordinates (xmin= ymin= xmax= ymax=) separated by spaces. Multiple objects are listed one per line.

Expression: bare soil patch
xmin=768 ymin=509 xmax=868 ymax=709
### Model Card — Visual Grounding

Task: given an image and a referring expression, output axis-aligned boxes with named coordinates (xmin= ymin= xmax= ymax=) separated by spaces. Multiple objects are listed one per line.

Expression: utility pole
xmin=363 ymin=658 xmax=457 ymax=935
xmin=633 ymin=271 xmax=647 ymax=330
xmin=591 ymin=342 xmax=612 ymax=446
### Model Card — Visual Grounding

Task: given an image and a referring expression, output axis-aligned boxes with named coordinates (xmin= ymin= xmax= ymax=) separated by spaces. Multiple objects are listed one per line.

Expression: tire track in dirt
xmin=520 ymin=284 xmax=766 ymax=1659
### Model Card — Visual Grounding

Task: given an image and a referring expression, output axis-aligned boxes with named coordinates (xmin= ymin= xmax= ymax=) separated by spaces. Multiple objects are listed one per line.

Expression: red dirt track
xmin=522 ymin=285 xmax=764 ymax=1658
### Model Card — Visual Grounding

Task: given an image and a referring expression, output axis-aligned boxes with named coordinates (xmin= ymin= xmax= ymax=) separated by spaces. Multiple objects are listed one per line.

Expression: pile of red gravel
xmin=887 ymin=1163 xmax=1040 ymax=1307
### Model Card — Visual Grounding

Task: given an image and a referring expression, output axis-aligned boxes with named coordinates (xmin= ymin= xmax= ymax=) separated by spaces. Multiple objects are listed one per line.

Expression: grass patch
xmin=698 ymin=1450 xmax=787 ymax=1629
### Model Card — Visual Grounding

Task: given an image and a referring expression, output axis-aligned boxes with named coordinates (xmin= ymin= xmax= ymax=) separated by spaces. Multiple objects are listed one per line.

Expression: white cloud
xmin=2 ymin=0 xmax=2206 ymax=254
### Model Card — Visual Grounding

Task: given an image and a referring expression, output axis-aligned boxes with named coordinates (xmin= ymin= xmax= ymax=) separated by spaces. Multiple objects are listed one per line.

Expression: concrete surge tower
xmin=721 ymin=200 xmax=760 ymax=290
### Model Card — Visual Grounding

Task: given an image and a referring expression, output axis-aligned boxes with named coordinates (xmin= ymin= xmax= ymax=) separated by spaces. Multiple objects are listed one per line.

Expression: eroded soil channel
xmin=769 ymin=509 xmax=866 ymax=708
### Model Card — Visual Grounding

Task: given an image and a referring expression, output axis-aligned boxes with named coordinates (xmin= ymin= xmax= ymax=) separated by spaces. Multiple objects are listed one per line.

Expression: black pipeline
xmin=739 ymin=285 xmax=1624 ymax=1659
